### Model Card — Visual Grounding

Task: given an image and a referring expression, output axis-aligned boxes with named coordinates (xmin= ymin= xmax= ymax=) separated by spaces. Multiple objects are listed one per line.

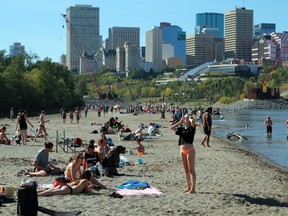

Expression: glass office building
xmin=195 ymin=13 xmax=224 ymax=38
xmin=254 ymin=23 xmax=276 ymax=38
xmin=160 ymin=22 xmax=186 ymax=64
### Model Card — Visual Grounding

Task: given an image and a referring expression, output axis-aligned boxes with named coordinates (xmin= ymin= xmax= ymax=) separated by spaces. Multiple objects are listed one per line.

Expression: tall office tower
xmin=9 ymin=42 xmax=25 ymax=57
xmin=146 ymin=27 xmax=163 ymax=72
xmin=66 ymin=5 xmax=102 ymax=72
xmin=60 ymin=54 xmax=66 ymax=65
xmin=116 ymin=47 xmax=125 ymax=72
xmin=160 ymin=22 xmax=186 ymax=64
xmin=108 ymin=27 xmax=140 ymax=50
xmin=186 ymin=34 xmax=223 ymax=67
xmin=195 ymin=13 xmax=224 ymax=38
xmin=225 ymin=7 xmax=253 ymax=61
xmin=140 ymin=47 xmax=146 ymax=62
xmin=254 ymin=23 xmax=276 ymax=38
xmin=124 ymin=41 xmax=140 ymax=72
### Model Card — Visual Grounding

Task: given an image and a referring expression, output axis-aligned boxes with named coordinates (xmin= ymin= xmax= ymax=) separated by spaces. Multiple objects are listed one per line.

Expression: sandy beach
xmin=1 ymin=110 xmax=288 ymax=216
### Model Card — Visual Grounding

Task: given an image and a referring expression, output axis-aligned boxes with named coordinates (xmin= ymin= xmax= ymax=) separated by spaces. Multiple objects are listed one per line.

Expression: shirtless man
xmin=0 ymin=127 xmax=11 ymax=144
xmin=264 ymin=116 xmax=273 ymax=136
xmin=35 ymin=110 xmax=49 ymax=141
xmin=200 ymin=107 xmax=212 ymax=147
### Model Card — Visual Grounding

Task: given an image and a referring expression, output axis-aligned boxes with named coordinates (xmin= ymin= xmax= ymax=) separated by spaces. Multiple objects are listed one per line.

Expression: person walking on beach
xmin=264 ymin=116 xmax=273 ymax=136
xmin=69 ymin=110 xmax=74 ymax=123
xmin=171 ymin=114 xmax=196 ymax=194
xmin=10 ymin=107 xmax=14 ymax=121
xmin=200 ymin=107 xmax=212 ymax=147
xmin=15 ymin=109 xmax=33 ymax=145
xmin=62 ymin=109 xmax=67 ymax=123
xmin=35 ymin=110 xmax=49 ymax=141
xmin=75 ymin=108 xmax=81 ymax=124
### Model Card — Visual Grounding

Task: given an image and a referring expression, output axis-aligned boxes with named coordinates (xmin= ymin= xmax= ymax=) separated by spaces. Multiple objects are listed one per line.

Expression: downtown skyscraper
xmin=66 ymin=5 xmax=102 ymax=72
xmin=195 ymin=12 xmax=224 ymax=38
xmin=225 ymin=7 xmax=253 ymax=61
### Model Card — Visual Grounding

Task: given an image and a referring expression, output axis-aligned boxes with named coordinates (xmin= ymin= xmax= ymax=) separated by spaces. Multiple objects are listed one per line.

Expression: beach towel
xmin=115 ymin=180 xmax=150 ymax=190
xmin=116 ymin=187 xmax=163 ymax=196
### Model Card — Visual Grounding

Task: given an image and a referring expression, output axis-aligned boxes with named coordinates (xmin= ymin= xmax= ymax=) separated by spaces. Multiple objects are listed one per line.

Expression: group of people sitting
xmin=99 ymin=117 xmax=124 ymax=134
xmin=19 ymin=115 xmax=165 ymax=196
xmin=22 ymin=141 xmax=108 ymax=196
xmin=118 ymin=122 xmax=161 ymax=141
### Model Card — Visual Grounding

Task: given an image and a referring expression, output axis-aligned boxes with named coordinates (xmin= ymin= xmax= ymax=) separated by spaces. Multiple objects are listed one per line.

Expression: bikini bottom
xmin=181 ymin=146 xmax=195 ymax=156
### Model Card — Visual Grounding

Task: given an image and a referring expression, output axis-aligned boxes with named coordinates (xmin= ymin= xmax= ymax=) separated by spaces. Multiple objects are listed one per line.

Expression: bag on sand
xmin=17 ymin=186 xmax=38 ymax=216
xmin=0 ymin=184 xmax=16 ymax=198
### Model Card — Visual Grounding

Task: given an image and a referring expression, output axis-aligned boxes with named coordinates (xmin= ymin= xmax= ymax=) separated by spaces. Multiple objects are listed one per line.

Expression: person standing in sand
xmin=264 ymin=116 xmax=273 ymax=136
xmin=35 ymin=110 xmax=49 ymax=141
xmin=10 ymin=107 xmax=14 ymax=121
xmin=15 ymin=109 xmax=33 ymax=145
xmin=171 ymin=114 xmax=196 ymax=194
xmin=75 ymin=108 xmax=81 ymax=124
xmin=200 ymin=107 xmax=212 ymax=147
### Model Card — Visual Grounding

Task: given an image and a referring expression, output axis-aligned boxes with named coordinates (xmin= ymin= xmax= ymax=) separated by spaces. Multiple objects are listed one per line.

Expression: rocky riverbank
xmin=214 ymin=99 xmax=288 ymax=110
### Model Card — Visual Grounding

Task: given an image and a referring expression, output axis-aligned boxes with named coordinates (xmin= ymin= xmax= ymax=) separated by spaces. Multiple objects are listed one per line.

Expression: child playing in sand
xmin=0 ymin=127 xmax=11 ymax=144
xmin=134 ymin=138 xmax=145 ymax=155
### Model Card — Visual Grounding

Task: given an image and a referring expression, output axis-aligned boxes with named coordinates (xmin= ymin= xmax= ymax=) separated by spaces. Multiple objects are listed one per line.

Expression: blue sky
xmin=1 ymin=0 xmax=287 ymax=62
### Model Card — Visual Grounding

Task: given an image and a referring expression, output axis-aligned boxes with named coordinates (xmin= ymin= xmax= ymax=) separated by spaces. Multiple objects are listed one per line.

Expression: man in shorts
xmin=264 ymin=116 xmax=273 ymax=136
xmin=24 ymin=142 xmax=61 ymax=176
xmin=200 ymin=107 xmax=212 ymax=147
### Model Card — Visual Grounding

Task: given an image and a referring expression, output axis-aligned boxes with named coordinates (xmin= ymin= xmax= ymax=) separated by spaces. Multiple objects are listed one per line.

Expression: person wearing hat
xmin=264 ymin=116 xmax=273 ymax=136
xmin=15 ymin=109 xmax=34 ymax=145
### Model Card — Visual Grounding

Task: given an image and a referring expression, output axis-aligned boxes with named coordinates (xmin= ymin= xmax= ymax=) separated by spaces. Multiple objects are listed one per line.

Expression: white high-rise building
xmin=225 ymin=7 xmax=253 ymax=61
xmin=66 ymin=5 xmax=102 ymax=72
xmin=146 ymin=27 xmax=163 ymax=72
xmin=124 ymin=41 xmax=140 ymax=72
xmin=9 ymin=42 xmax=25 ymax=57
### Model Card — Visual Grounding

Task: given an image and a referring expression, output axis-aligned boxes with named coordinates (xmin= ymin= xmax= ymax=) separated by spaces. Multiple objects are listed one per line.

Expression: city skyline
xmin=1 ymin=0 xmax=287 ymax=62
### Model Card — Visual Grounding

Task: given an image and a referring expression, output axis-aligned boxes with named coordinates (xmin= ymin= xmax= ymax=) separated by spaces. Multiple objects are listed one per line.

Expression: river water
xmin=212 ymin=109 xmax=288 ymax=169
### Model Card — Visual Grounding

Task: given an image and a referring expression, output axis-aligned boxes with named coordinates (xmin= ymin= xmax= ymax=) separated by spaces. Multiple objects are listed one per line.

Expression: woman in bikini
xmin=65 ymin=152 xmax=107 ymax=189
xmin=37 ymin=170 xmax=93 ymax=196
xmin=170 ymin=114 xmax=196 ymax=194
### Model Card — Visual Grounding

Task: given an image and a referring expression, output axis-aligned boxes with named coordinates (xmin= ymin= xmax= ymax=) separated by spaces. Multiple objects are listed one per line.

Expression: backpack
xmin=17 ymin=186 xmax=38 ymax=216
